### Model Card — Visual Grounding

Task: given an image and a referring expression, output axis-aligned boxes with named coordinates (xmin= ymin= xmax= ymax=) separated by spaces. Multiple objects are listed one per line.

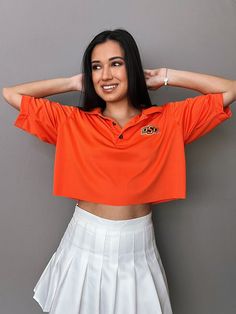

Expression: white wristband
xmin=164 ymin=68 xmax=169 ymax=86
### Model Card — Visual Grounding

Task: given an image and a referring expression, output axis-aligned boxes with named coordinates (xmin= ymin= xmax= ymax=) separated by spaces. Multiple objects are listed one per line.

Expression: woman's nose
xmin=102 ymin=65 xmax=113 ymax=80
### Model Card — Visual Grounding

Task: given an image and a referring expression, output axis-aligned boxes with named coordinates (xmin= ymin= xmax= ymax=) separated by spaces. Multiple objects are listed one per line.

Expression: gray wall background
xmin=1 ymin=0 xmax=236 ymax=313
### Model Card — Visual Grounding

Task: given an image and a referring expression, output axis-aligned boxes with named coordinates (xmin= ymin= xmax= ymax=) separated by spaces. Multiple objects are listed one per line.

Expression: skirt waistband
xmin=73 ymin=204 xmax=153 ymax=233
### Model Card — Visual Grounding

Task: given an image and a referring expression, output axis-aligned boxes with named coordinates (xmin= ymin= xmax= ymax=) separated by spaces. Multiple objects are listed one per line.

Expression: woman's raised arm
xmin=2 ymin=74 xmax=83 ymax=111
xmin=144 ymin=68 xmax=236 ymax=107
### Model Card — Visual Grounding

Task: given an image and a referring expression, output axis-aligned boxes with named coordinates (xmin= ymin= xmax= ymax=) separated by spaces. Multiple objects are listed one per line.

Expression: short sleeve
xmin=167 ymin=93 xmax=233 ymax=144
xmin=13 ymin=95 xmax=77 ymax=145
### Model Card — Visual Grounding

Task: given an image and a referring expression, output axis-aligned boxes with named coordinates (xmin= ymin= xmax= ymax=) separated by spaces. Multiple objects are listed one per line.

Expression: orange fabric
xmin=13 ymin=93 xmax=232 ymax=205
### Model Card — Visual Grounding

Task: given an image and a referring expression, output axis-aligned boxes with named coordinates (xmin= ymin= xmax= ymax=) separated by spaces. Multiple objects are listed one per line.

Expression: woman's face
xmin=91 ymin=40 xmax=128 ymax=104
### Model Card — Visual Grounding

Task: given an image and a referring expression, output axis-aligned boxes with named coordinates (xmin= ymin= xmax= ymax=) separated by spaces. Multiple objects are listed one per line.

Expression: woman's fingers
xmin=144 ymin=69 xmax=159 ymax=78
xmin=144 ymin=69 xmax=154 ymax=75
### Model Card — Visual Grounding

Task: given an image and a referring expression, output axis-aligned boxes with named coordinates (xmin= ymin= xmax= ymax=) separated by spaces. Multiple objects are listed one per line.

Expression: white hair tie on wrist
xmin=164 ymin=68 xmax=169 ymax=86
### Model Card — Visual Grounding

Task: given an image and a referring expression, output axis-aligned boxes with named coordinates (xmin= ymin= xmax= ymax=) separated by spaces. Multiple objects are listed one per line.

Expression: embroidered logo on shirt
xmin=141 ymin=125 xmax=160 ymax=135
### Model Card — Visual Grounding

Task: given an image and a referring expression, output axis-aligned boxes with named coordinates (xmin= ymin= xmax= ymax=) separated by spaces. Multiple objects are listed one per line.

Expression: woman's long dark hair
xmin=78 ymin=28 xmax=153 ymax=112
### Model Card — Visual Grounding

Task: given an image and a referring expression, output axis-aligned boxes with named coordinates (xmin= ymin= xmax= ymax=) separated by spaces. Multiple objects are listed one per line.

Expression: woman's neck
xmin=102 ymin=100 xmax=141 ymax=119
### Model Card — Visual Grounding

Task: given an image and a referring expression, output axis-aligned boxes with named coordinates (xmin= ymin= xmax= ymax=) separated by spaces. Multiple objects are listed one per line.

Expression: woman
xmin=2 ymin=28 xmax=234 ymax=314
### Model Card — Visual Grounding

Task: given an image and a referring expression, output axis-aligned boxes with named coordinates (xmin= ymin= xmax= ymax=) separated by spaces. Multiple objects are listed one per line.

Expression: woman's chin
xmin=99 ymin=91 xmax=127 ymax=101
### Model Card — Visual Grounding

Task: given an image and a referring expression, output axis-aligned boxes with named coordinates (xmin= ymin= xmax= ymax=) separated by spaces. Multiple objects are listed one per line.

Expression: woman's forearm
xmin=2 ymin=76 xmax=80 ymax=110
xmin=167 ymin=68 xmax=236 ymax=95
xmin=3 ymin=76 xmax=76 ymax=98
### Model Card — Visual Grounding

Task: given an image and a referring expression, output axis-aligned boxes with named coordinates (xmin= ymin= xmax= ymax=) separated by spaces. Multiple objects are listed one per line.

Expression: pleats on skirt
xmin=33 ymin=204 xmax=173 ymax=314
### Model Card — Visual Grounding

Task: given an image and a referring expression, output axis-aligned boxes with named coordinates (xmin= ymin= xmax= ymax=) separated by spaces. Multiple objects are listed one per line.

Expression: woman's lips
xmin=101 ymin=84 xmax=119 ymax=92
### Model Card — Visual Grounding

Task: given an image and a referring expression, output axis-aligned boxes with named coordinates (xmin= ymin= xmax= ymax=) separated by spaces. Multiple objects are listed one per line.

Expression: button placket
xmin=99 ymin=113 xmax=152 ymax=144
xmin=110 ymin=121 xmax=124 ymax=139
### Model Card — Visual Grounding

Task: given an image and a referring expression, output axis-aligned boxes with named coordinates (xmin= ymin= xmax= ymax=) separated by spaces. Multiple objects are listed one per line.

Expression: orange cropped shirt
xmin=13 ymin=93 xmax=232 ymax=205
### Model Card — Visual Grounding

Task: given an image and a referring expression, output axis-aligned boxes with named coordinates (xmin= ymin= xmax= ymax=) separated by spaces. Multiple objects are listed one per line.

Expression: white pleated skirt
xmin=33 ymin=204 xmax=173 ymax=314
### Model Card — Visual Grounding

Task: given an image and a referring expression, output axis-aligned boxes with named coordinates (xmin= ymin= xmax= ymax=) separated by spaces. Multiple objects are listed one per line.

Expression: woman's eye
xmin=92 ymin=61 xmax=123 ymax=71
xmin=112 ymin=61 xmax=122 ymax=66
xmin=92 ymin=65 xmax=101 ymax=70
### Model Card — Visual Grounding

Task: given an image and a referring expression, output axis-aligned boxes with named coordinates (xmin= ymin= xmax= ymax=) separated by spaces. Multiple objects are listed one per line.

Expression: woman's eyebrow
xmin=91 ymin=56 xmax=124 ymax=63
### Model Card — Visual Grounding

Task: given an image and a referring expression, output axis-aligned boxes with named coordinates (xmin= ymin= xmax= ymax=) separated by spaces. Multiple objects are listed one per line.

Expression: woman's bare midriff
xmin=76 ymin=200 xmax=152 ymax=220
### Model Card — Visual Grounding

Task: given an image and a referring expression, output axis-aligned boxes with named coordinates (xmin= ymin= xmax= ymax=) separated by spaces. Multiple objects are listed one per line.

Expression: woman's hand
xmin=71 ymin=73 xmax=84 ymax=92
xmin=144 ymin=68 xmax=166 ymax=90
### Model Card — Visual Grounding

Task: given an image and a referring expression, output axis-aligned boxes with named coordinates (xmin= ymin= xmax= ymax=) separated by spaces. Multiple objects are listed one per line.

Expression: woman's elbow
xmin=2 ymin=87 xmax=22 ymax=111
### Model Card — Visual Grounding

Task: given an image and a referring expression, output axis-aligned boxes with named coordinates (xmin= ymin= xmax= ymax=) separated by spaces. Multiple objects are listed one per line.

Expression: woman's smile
xmin=101 ymin=83 xmax=119 ymax=92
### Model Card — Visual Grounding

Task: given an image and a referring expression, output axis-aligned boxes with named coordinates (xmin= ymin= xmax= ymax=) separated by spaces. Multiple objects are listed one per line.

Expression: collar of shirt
xmin=85 ymin=105 xmax=163 ymax=118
